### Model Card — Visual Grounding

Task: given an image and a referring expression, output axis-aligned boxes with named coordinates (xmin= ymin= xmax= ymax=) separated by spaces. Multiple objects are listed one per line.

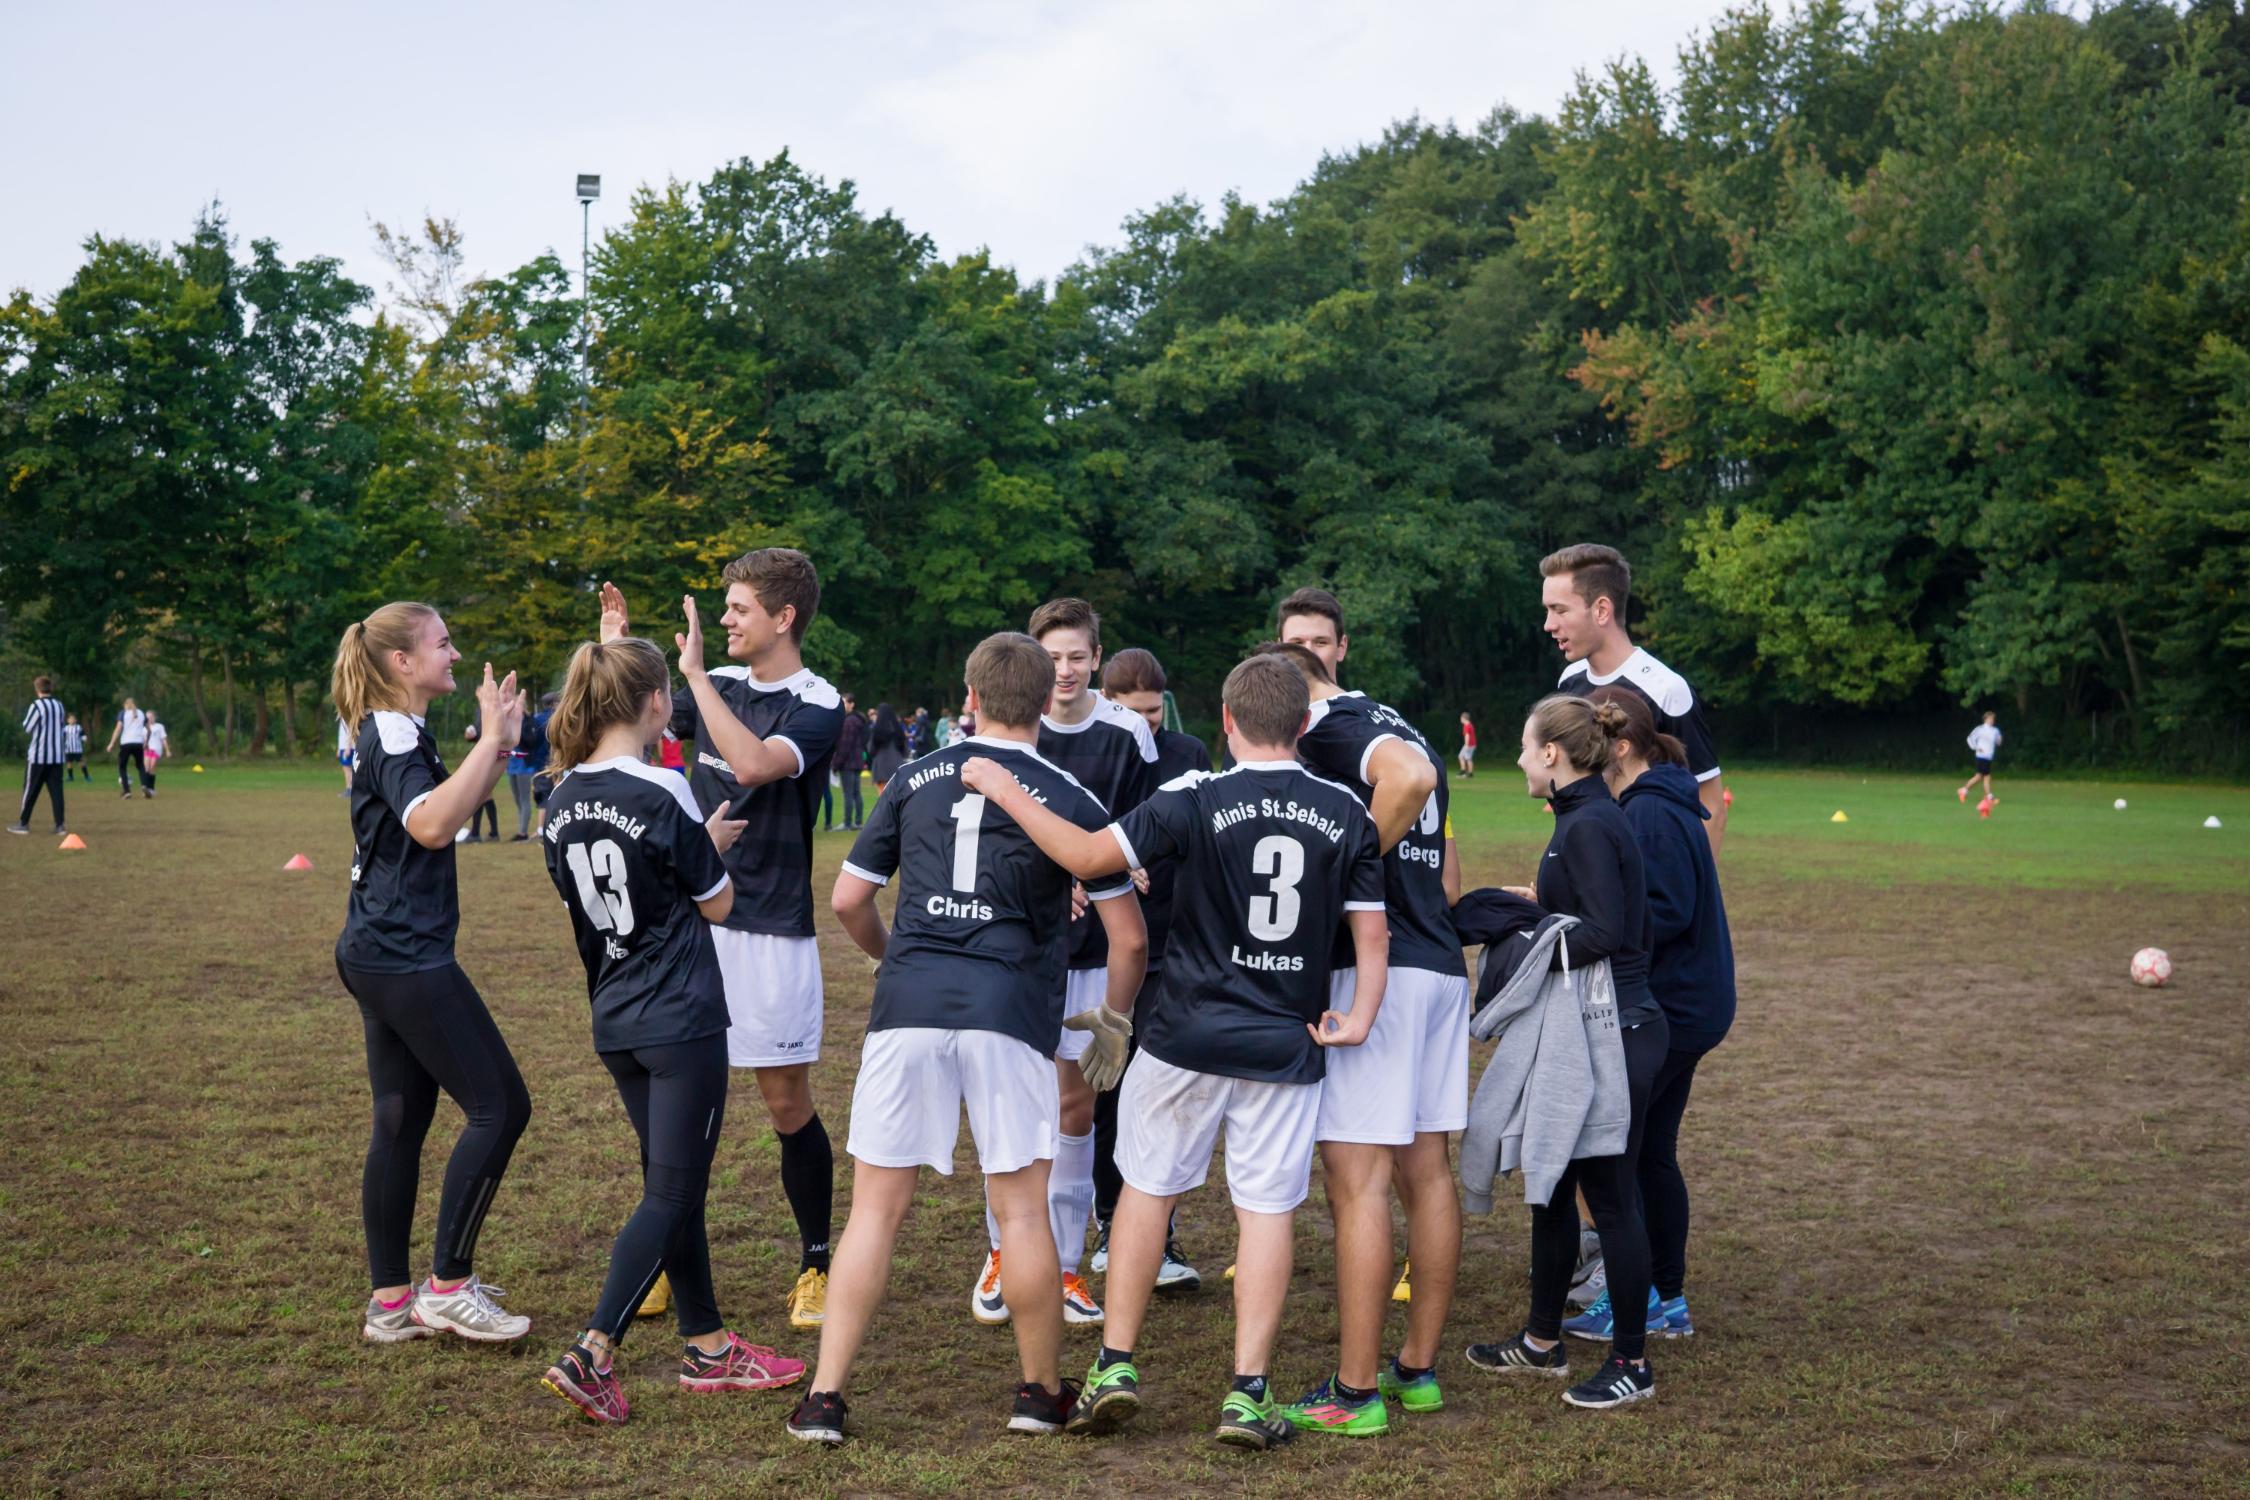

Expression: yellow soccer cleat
xmin=635 ymin=1271 xmax=671 ymax=1320
xmin=1223 ymin=1263 xmax=1236 ymax=1281
xmin=1393 ymin=1260 xmax=1412 ymax=1303
xmin=787 ymin=1266 xmax=827 ymax=1329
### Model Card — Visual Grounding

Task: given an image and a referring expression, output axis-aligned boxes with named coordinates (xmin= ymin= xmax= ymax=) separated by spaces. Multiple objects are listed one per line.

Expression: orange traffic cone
xmin=283 ymin=853 xmax=314 ymax=871
xmin=57 ymin=833 xmax=87 ymax=850
xmin=1977 ymin=796 xmax=1994 ymax=819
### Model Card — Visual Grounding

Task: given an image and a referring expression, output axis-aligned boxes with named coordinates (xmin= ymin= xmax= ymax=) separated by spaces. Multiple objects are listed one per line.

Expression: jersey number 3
xmin=565 ymin=838 xmax=636 ymax=936
xmin=1247 ymin=834 xmax=1304 ymax=941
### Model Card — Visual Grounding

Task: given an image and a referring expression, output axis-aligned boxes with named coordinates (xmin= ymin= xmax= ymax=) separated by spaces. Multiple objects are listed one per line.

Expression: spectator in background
xmin=506 ymin=690 xmax=538 ymax=841
xmin=463 ymin=709 xmax=502 ymax=843
xmin=63 ymin=712 xmax=88 ymax=782
xmin=867 ymin=703 xmax=908 ymax=793
xmin=1458 ymin=711 xmax=1478 ymax=778
xmin=10 ymin=674 xmax=68 ymax=836
xmin=832 ymin=693 xmax=865 ymax=830
xmin=526 ymin=693 xmax=558 ymax=833
xmin=936 ymin=706 xmax=957 ymax=747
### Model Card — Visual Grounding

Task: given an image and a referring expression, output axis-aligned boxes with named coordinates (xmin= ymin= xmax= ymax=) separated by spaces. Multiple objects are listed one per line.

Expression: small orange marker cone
xmin=283 ymin=853 xmax=314 ymax=871
xmin=1721 ymin=788 xmax=1734 ymax=807
xmin=1977 ymin=796 xmax=1994 ymax=819
xmin=57 ymin=833 xmax=87 ymax=850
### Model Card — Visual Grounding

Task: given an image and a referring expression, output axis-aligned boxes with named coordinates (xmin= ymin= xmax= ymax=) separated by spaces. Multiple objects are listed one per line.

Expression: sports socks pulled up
xmin=778 ymin=1113 xmax=834 ymax=1273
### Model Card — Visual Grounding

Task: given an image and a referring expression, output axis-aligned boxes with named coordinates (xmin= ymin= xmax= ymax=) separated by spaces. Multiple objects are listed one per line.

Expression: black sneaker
xmin=5 ymin=824 xmax=26 ymax=836
xmin=786 ymin=1389 xmax=848 ymax=1444
xmin=1464 ymin=1331 xmax=1572 ymax=1378
xmin=1007 ymin=1377 xmax=1078 ymax=1434
xmin=1561 ymin=1356 xmax=1654 ymax=1409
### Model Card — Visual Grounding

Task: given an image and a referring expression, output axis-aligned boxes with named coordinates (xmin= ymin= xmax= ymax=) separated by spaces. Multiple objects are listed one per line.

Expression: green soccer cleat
xmin=1282 ymin=1375 xmax=1390 ymax=1437
xmin=1065 ymin=1356 xmax=1142 ymax=1435
xmin=1378 ymin=1361 xmax=1444 ymax=1413
xmin=1214 ymin=1389 xmax=1295 ymax=1450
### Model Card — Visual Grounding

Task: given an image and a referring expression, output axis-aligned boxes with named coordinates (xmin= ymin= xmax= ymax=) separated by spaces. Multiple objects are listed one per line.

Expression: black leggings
xmin=18 ymin=763 xmax=64 ymax=828
xmin=590 ymin=1036 xmax=729 ymax=1343
xmin=118 ymin=744 xmax=148 ymax=792
xmin=338 ymin=959 xmax=531 ymax=1288
xmin=1638 ymin=1043 xmax=1716 ymax=1300
xmin=1528 ymin=1013 xmax=1669 ymax=1360
xmin=841 ymin=770 xmax=864 ymax=828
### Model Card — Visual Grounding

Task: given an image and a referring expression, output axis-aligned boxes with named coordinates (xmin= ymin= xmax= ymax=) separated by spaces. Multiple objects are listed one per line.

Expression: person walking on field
xmin=1457 ymin=712 xmax=1477 ymax=778
xmin=142 ymin=714 xmax=169 ymax=794
xmin=11 ymin=675 xmax=68 ymax=836
xmin=331 ymin=602 xmax=534 ymax=1349
xmin=106 ymin=696 xmax=151 ymax=798
xmin=1958 ymin=711 xmax=2001 ymax=805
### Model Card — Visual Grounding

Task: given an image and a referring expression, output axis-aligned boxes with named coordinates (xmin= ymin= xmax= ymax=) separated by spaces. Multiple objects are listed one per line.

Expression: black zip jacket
xmin=1535 ymin=775 xmax=1659 ymax=1025
xmin=1616 ymin=762 xmax=1735 ymax=1050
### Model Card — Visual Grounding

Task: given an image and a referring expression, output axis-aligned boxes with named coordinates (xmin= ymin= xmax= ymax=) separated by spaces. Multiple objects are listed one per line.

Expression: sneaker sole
xmin=972 ymin=1296 xmax=1011 ymax=1326
xmin=414 ymin=1310 xmax=531 ymax=1343
xmin=360 ymin=1321 xmax=434 ymax=1344
xmin=1561 ymin=1384 xmax=1655 ymax=1410
xmin=1006 ymin=1413 xmax=1066 ymax=1434
xmin=1464 ymin=1349 xmax=1570 ymax=1379
xmin=1214 ymin=1422 xmax=1290 ymax=1450
xmin=681 ymin=1369 xmax=805 ymax=1393
xmin=1066 ymin=1387 xmax=1141 ymax=1435
xmin=542 ymin=1370 xmax=628 ymax=1424
xmin=1063 ymin=1304 xmax=1105 ymax=1326
xmin=1563 ymin=1326 xmax=1614 ymax=1342
xmin=1288 ymin=1415 xmax=1390 ymax=1437
xmin=787 ymin=1421 xmax=845 ymax=1445
xmin=789 ymin=1310 xmax=825 ymax=1330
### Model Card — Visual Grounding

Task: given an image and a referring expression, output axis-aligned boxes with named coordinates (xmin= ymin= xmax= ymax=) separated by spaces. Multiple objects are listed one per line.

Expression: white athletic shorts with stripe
xmin=1117 ymin=1051 xmax=1322 ymax=1214
xmin=845 ymin=1028 xmax=1060 ymax=1176
xmin=709 ymin=929 xmax=823 ymax=1069
xmin=1056 ymin=967 xmax=1106 ymax=1063
xmin=1315 ymin=965 xmax=1470 ymax=1145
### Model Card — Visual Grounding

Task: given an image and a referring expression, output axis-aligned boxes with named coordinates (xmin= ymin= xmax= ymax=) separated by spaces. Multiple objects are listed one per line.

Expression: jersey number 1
xmin=565 ymin=838 xmax=636 ymax=937
xmin=948 ymin=793 xmax=986 ymax=893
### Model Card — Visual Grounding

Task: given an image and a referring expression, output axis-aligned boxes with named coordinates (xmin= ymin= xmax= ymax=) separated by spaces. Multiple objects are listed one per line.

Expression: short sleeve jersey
xmin=842 ymin=737 xmax=1131 ymax=1057
xmin=339 ymin=711 xmax=459 ymax=973
xmin=1296 ymin=692 xmax=1464 ymax=979
xmin=1967 ymin=724 xmax=2001 ymax=760
xmin=1557 ymin=648 xmax=1720 ymax=783
xmin=542 ymin=758 xmax=731 ymax=1052
xmin=1139 ymin=727 xmax=1214 ymax=967
xmin=118 ymin=708 xmax=147 ymax=745
xmin=1111 ymin=762 xmax=1387 ymax=1086
xmin=62 ymin=720 xmax=85 ymax=756
xmin=669 ymin=665 xmax=844 ymax=937
xmin=1037 ymin=693 xmax=1159 ymax=970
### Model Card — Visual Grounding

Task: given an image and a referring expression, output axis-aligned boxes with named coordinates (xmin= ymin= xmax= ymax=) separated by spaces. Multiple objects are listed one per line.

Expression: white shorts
xmin=845 ymin=1028 xmax=1059 ymax=1176
xmin=709 ymin=929 xmax=823 ymax=1068
xmin=1055 ymin=967 xmax=1106 ymax=1064
xmin=1117 ymin=1052 xmax=1321 ymax=1214
xmin=1315 ymin=966 xmax=1470 ymax=1145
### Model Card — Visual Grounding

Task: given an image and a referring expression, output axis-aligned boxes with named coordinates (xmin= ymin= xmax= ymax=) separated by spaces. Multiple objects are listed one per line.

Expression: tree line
xmin=5 ymin=1 xmax=2248 ymax=769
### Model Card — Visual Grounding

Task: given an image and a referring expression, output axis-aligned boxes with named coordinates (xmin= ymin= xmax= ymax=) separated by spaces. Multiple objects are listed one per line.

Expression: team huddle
xmin=326 ymin=541 xmax=1735 ymax=1449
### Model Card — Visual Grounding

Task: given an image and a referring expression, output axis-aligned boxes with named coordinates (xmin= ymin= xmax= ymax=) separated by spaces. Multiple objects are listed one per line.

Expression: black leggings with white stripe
xmin=337 ymin=958 xmax=531 ymax=1288
xmin=590 ymin=1035 xmax=729 ymax=1342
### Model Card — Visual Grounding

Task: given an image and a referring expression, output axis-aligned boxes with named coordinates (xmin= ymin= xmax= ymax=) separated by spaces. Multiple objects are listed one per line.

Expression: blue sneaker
xmin=1561 ymin=1286 xmax=1662 ymax=1342
xmin=1656 ymin=1294 xmax=1694 ymax=1338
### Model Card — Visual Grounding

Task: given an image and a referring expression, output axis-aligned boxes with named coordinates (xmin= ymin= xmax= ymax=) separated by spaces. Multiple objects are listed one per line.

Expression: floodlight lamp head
xmin=576 ymin=174 xmax=601 ymax=202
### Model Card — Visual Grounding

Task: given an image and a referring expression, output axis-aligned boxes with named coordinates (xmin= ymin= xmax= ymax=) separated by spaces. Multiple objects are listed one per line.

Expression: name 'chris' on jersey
xmin=542 ymin=758 xmax=732 ymax=1053
xmin=1110 ymin=761 xmax=1386 ymax=1086
xmin=842 ymin=738 xmax=1133 ymax=1057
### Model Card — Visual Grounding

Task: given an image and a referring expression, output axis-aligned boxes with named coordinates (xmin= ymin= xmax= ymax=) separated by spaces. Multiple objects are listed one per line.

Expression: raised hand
xmin=598 ymin=581 xmax=630 ymax=643
xmin=494 ymin=670 xmax=524 ymax=748
xmin=674 ymin=595 xmax=707 ymax=680
xmin=475 ymin=664 xmax=520 ymax=753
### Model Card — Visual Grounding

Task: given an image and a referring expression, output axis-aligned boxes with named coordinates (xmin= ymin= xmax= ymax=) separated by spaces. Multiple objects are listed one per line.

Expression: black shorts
xmin=1973 ymin=757 xmax=1993 ymax=774
xmin=64 ymin=753 xmax=84 ymax=764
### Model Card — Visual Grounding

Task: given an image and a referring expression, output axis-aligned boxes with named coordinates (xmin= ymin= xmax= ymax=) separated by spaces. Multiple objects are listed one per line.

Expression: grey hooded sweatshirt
xmin=1456 ymin=906 xmax=1631 ymax=1211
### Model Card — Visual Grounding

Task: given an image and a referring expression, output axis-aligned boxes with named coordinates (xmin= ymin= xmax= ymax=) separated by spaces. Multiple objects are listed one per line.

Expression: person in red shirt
xmin=1457 ymin=712 xmax=1477 ymax=779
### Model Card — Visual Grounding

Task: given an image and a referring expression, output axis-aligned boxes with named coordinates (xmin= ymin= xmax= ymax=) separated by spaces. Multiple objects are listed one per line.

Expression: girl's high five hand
xmin=598 ymin=581 xmax=630 ymax=643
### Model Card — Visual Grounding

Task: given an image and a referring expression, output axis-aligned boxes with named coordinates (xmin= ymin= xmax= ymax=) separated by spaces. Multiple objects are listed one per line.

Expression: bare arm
xmin=1442 ymin=835 xmax=1462 ymax=906
xmin=829 ymin=871 xmax=889 ymax=961
xmin=1092 ymin=894 xmax=1147 ymax=1017
xmin=695 ymin=877 xmax=735 ymax=925
xmin=1699 ymin=774 xmax=1727 ymax=857
xmin=669 ymin=596 xmax=802 ymax=787
xmin=1365 ymin=738 xmax=1439 ymax=853
xmin=1312 ymin=910 xmax=1390 ymax=1046
xmin=958 ymin=756 xmax=1130 ymax=879
xmin=402 ymin=666 xmax=520 ymax=850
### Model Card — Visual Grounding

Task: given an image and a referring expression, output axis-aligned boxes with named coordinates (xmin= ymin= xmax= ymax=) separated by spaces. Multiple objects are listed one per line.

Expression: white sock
xmin=1049 ymin=1131 xmax=1096 ymax=1276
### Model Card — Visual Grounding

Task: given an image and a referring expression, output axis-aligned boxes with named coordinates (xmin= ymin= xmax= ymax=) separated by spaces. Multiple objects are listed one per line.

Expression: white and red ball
xmin=2129 ymin=947 xmax=2173 ymax=988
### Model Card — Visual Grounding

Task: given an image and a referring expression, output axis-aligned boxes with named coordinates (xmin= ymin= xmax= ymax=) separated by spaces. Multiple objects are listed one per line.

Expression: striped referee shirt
xmin=21 ymin=696 xmax=66 ymax=764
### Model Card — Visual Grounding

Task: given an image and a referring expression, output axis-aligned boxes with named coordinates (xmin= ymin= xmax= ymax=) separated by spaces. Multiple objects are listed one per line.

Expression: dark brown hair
xmin=1539 ymin=543 xmax=1631 ymax=617
xmin=1526 ymin=692 xmax=1630 ymax=774
xmin=1276 ymin=585 xmax=1344 ymax=636
xmin=1251 ymin=639 xmax=1333 ymax=686
xmin=1101 ymin=647 xmax=1167 ymax=696
xmin=965 ymin=632 xmax=1055 ymax=729
xmin=722 ymin=547 xmax=820 ymax=642
xmin=1028 ymin=597 xmax=1100 ymax=651
xmin=1587 ymin=685 xmax=1686 ymax=768
xmin=33 ymin=675 xmax=52 ymax=694
xmin=1223 ymin=654 xmax=1311 ymax=746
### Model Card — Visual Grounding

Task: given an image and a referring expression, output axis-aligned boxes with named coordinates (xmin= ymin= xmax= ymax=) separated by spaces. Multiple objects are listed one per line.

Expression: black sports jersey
xmin=543 ymin=758 xmax=732 ymax=1053
xmin=1296 ymin=690 xmax=1464 ymax=979
xmin=669 ymin=664 xmax=844 ymax=938
xmin=1111 ymin=762 xmax=1386 ymax=1085
xmin=843 ymin=737 xmax=1132 ymax=1057
xmin=339 ymin=711 xmax=459 ymax=973
xmin=1037 ymin=693 xmax=1158 ymax=970
xmin=1557 ymin=648 xmax=1721 ymax=783
xmin=1140 ymin=727 xmax=1212 ymax=967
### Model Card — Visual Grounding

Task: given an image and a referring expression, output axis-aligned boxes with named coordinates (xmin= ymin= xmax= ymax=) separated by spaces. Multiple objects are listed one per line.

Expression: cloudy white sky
xmin=6 ymin=1 xmax=1726 ymax=305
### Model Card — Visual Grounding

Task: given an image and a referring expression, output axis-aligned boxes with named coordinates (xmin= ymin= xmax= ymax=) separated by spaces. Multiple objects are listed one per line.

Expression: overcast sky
xmin=5 ymin=1 xmax=1726 ymax=306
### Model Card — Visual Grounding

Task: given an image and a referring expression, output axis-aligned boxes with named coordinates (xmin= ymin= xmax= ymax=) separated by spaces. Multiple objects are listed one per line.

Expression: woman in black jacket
xmin=1592 ymin=686 xmax=1734 ymax=1343
xmin=866 ymin=703 xmax=908 ymax=793
xmin=1465 ymin=694 xmax=1668 ymax=1410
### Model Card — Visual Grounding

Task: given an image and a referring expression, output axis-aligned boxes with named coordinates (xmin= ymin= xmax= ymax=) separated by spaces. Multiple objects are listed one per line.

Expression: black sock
xmin=1334 ymin=1376 xmax=1376 ymax=1403
xmin=778 ymin=1113 xmax=834 ymax=1272
xmin=1231 ymin=1373 xmax=1267 ymax=1402
xmin=1391 ymin=1358 xmax=1432 ymax=1381
xmin=1097 ymin=1345 xmax=1133 ymax=1370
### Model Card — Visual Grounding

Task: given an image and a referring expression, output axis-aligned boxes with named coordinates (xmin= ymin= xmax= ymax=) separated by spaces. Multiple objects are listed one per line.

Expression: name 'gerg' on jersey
xmin=843 ymin=737 xmax=1132 ymax=1057
xmin=1111 ymin=761 xmax=1386 ymax=1086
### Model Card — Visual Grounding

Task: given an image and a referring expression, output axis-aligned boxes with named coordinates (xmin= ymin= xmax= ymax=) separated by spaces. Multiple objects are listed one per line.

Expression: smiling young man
xmin=969 ymin=598 xmax=1157 ymax=1331
xmin=1539 ymin=545 xmax=1725 ymax=854
xmin=598 ymin=549 xmax=844 ymax=1332
xmin=1271 ymin=590 xmax=1467 ymax=1435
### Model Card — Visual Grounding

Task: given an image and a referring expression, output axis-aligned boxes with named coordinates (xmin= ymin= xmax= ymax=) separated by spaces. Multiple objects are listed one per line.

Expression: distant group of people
xmin=818 ymin=699 xmax=982 ymax=833
xmin=11 ymin=679 xmax=171 ymax=836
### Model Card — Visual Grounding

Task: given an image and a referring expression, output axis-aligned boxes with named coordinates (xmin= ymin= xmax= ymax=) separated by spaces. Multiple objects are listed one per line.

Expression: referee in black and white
xmin=12 ymin=675 xmax=68 ymax=836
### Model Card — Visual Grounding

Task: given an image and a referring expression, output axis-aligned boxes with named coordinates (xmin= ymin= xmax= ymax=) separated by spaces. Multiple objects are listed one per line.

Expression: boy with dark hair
xmin=959 ymin=651 xmax=1388 ymax=1452
xmin=12 ymin=675 xmax=67 ymax=836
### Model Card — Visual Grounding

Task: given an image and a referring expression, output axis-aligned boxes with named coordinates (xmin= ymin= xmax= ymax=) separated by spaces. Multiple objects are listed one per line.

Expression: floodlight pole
xmin=576 ymin=174 xmax=601 ymax=434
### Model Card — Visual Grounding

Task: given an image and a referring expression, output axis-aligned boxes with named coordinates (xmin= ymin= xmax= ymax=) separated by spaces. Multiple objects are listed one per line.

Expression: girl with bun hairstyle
xmin=1467 ymin=694 xmax=1668 ymax=1409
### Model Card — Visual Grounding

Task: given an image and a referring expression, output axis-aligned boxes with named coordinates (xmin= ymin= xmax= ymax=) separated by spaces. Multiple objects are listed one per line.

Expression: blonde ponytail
xmin=331 ymin=603 xmax=439 ymax=730
xmin=543 ymin=638 xmax=670 ymax=781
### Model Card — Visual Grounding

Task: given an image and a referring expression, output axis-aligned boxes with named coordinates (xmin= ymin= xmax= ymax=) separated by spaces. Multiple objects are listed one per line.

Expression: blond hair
xmin=331 ymin=603 xmax=439 ymax=729
xmin=545 ymin=638 xmax=671 ymax=779
xmin=1526 ymin=693 xmax=1630 ymax=773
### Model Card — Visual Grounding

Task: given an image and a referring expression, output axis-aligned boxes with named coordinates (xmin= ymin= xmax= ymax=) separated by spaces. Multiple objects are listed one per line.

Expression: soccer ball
xmin=2129 ymin=948 xmax=2172 ymax=988
xmin=2113 ymin=798 xmax=2127 ymax=810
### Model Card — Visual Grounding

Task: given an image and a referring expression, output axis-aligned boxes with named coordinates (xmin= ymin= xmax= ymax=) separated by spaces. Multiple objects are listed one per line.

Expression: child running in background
xmin=1958 ymin=712 xmax=2001 ymax=805
xmin=536 ymin=636 xmax=805 ymax=1425
xmin=1457 ymin=712 xmax=1477 ymax=778
xmin=142 ymin=714 xmax=168 ymax=794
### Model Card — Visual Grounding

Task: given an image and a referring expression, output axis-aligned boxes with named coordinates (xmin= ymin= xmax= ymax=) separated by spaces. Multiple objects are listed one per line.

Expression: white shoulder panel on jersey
xmin=707 ymin=665 xmax=750 ymax=682
xmin=1288 ymin=760 xmax=1379 ymax=818
xmin=1082 ymin=692 xmax=1158 ymax=761
xmin=1158 ymin=767 xmax=1217 ymax=794
xmin=789 ymin=671 xmax=843 ymax=710
xmin=1624 ymin=649 xmax=1698 ymax=716
xmin=610 ymin=756 xmax=706 ymax=823
xmin=372 ymin=710 xmax=422 ymax=756
xmin=1304 ymin=697 xmax=1336 ymax=731
xmin=1557 ymin=658 xmax=1591 ymax=686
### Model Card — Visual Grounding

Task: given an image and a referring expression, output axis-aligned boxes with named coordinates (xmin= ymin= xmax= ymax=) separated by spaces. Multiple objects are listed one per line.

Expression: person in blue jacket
xmin=1585 ymin=685 xmax=1734 ymax=1343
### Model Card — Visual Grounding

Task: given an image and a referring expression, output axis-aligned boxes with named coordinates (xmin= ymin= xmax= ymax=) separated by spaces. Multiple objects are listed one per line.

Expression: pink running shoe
xmin=543 ymin=1341 xmax=630 ymax=1425
xmin=680 ymin=1331 xmax=806 ymax=1393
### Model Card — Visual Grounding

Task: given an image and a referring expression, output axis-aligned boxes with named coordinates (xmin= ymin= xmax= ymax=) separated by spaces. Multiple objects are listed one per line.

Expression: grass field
xmin=3 ymin=761 xmax=2247 ymax=1498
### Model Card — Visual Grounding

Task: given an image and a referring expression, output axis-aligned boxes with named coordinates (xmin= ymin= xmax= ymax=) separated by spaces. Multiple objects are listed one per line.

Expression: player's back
xmin=843 ymin=738 xmax=1127 ymax=1057
xmin=1113 ymin=760 xmax=1386 ymax=1085
xmin=1038 ymin=693 xmax=1158 ymax=968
